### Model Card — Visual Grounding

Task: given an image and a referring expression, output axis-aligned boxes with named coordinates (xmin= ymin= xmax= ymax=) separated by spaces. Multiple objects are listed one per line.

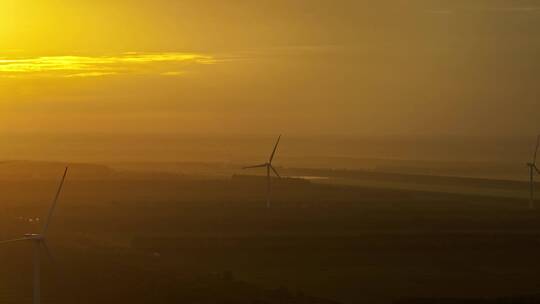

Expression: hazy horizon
xmin=0 ymin=132 xmax=537 ymax=166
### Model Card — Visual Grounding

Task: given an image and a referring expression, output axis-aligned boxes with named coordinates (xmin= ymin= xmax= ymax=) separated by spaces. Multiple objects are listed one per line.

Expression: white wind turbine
xmin=0 ymin=167 xmax=69 ymax=304
xmin=243 ymin=135 xmax=282 ymax=208
xmin=527 ymin=136 xmax=540 ymax=209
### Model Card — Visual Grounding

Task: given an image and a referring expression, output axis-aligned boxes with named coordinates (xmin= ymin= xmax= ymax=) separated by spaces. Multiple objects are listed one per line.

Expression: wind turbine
xmin=0 ymin=167 xmax=69 ymax=304
xmin=243 ymin=135 xmax=282 ymax=208
xmin=527 ymin=136 xmax=540 ymax=209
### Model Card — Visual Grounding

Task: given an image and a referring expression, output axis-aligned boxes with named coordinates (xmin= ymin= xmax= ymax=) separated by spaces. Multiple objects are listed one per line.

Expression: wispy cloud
xmin=0 ymin=52 xmax=217 ymax=78
xmin=482 ymin=7 xmax=540 ymax=12
xmin=160 ymin=71 xmax=186 ymax=76
xmin=426 ymin=6 xmax=540 ymax=15
xmin=426 ymin=9 xmax=454 ymax=15
xmin=64 ymin=72 xmax=118 ymax=78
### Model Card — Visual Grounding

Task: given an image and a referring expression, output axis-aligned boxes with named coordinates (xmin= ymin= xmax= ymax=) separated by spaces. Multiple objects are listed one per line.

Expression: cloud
xmin=160 ymin=71 xmax=186 ymax=76
xmin=426 ymin=9 xmax=454 ymax=15
xmin=426 ymin=6 xmax=540 ymax=15
xmin=64 ymin=72 xmax=118 ymax=78
xmin=0 ymin=52 xmax=217 ymax=78
xmin=483 ymin=7 xmax=540 ymax=12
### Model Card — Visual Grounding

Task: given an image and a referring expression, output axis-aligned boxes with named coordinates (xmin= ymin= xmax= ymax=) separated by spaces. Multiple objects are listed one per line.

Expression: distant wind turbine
xmin=243 ymin=135 xmax=282 ymax=208
xmin=0 ymin=167 xmax=69 ymax=304
xmin=527 ymin=136 xmax=540 ymax=209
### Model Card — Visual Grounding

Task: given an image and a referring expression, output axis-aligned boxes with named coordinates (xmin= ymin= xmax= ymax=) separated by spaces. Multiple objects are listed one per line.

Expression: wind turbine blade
xmin=270 ymin=165 xmax=281 ymax=179
xmin=0 ymin=237 xmax=31 ymax=244
xmin=42 ymin=167 xmax=69 ymax=236
xmin=243 ymin=164 xmax=267 ymax=169
xmin=40 ymin=241 xmax=55 ymax=265
xmin=268 ymin=135 xmax=281 ymax=163
xmin=534 ymin=135 xmax=540 ymax=164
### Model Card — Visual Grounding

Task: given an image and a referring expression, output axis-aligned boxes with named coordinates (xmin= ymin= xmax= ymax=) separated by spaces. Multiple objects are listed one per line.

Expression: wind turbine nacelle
xmin=24 ymin=233 xmax=43 ymax=240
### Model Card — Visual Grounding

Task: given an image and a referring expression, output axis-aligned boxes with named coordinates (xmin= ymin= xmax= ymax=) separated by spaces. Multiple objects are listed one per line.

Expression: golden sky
xmin=1 ymin=0 xmax=540 ymax=136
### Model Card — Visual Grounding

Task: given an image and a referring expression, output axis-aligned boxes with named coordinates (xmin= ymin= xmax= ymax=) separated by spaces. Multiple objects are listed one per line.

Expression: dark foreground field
xmin=1 ymin=163 xmax=540 ymax=303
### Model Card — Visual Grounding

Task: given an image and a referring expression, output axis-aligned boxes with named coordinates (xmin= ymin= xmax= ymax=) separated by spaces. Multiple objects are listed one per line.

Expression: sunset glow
xmin=2 ymin=2 xmax=540 ymax=303
xmin=0 ymin=0 xmax=539 ymax=136
xmin=0 ymin=53 xmax=216 ymax=77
